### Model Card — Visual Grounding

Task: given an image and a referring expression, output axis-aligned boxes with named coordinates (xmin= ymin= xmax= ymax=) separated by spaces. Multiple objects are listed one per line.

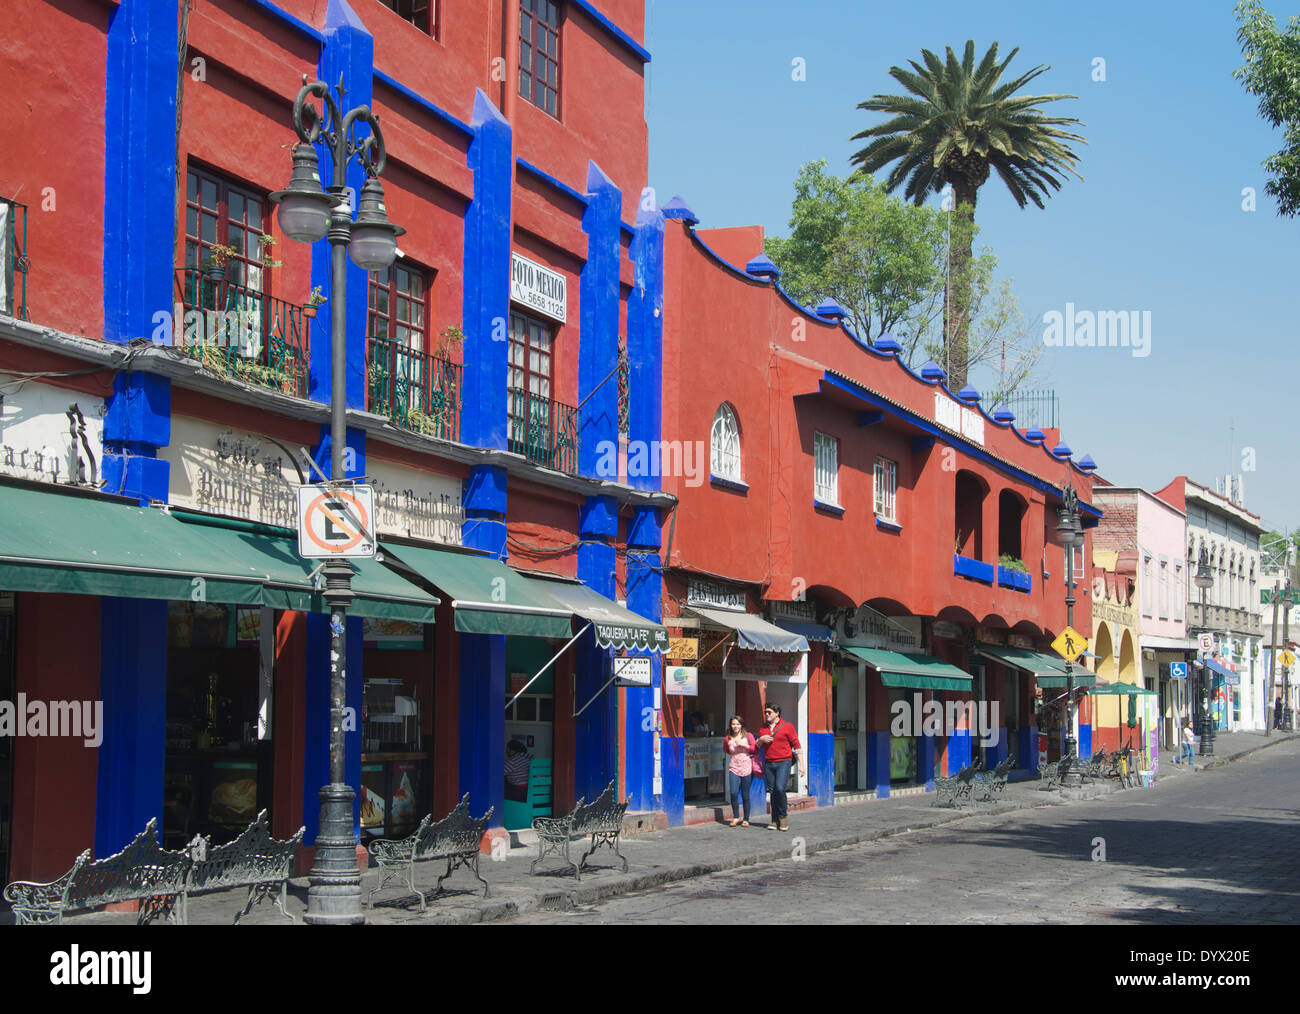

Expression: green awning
xmin=1034 ymin=673 xmax=1099 ymax=688
xmin=0 ymin=483 xmax=277 ymax=605
xmin=518 ymin=574 xmax=669 ymax=652
xmin=978 ymin=646 xmax=1070 ymax=678
xmin=842 ymin=646 xmax=973 ymax=691
xmin=1086 ymin=682 xmax=1157 ymax=696
xmin=381 ymin=542 xmax=572 ymax=638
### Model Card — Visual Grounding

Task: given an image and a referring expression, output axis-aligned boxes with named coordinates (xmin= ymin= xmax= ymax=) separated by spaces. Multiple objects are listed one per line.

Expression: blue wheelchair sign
xmin=1171 ymin=661 xmax=1187 ymax=679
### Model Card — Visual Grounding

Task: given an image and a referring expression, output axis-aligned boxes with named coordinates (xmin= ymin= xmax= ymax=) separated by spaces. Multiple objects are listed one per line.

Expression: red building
xmin=652 ymin=212 xmax=1100 ymax=821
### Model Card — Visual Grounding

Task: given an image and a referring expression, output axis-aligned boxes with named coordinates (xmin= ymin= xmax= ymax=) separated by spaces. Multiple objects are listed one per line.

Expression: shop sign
xmin=931 ymin=620 xmax=966 ymax=642
xmin=163 ymin=417 xmax=464 ymax=545
xmin=683 ymin=738 xmax=710 ymax=778
xmin=664 ymin=666 xmax=698 ymax=695
xmin=768 ymin=599 xmax=817 ymax=622
xmin=934 ymin=391 xmax=985 ymax=445
xmin=668 ymin=637 xmax=698 ymax=660
xmin=1094 ymin=600 xmax=1136 ymax=626
xmin=614 ymin=656 xmax=652 ymax=687
xmin=848 ymin=606 xmax=922 ymax=651
xmin=726 ymin=647 xmax=805 ymax=682
xmin=687 ymin=577 xmax=746 ymax=613
xmin=0 ymin=381 xmax=104 ymax=486
xmin=1008 ymin=633 xmax=1036 ymax=650
xmin=975 ymin=626 xmax=1006 ymax=645
xmin=510 ymin=252 xmax=566 ymax=323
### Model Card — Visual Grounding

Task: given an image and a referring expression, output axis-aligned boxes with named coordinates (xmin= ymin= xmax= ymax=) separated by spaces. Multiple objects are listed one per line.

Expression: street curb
xmin=413 ymin=784 xmax=1120 ymax=926
xmin=1193 ymin=732 xmax=1298 ymax=772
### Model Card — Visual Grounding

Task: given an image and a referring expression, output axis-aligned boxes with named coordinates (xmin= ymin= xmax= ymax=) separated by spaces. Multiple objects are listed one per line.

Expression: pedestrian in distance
xmin=1274 ymin=695 xmax=1283 ymax=731
xmin=1176 ymin=718 xmax=1195 ymax=765
xmin=755 ymin=703 xmax=805 ymax=832
xmin=723 ymin=715 xmax=758 ymax=827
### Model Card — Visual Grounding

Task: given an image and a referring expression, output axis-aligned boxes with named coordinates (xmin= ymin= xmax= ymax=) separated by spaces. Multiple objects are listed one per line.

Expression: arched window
xmin=710 ymin=404 xmax=741 ymax=481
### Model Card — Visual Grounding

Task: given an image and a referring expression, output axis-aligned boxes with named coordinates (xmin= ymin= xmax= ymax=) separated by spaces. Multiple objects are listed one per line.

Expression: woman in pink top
xmin=723 ymin=716 xmax=758 ymax=826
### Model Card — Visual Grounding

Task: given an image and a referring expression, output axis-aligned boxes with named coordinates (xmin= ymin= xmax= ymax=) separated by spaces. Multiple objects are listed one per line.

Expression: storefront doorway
xmin=832 ymin=663 xmax=862 ymax=791
xmin=504 ymin=638 xmax=558 ymax=829
xmin=0 ymin=592 xmax=14 ymax=884
xmin=163 ymin=602 xmax=270 ymax=847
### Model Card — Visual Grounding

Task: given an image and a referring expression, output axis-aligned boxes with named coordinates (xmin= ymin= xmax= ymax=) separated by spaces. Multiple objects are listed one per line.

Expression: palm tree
xmin=851 ymin=41 xmax=1085 ymax=388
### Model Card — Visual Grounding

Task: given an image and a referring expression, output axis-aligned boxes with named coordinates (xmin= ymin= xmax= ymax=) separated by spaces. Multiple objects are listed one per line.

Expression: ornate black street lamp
xmin=1055 ymin=485 xmax=1084 ymax=766
xmin=1193 ymin=546 xmax=1215 ymax=757
xmin=270 ymin=76 xmax=404 ymax=925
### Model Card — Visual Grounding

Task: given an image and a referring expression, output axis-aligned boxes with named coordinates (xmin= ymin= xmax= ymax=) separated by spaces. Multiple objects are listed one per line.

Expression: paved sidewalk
xmin=49 ymin=729 xmax=1300 ymax=926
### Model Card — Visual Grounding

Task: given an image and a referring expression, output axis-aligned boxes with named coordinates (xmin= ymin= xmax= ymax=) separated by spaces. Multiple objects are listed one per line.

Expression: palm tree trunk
xmin=945 ymin=186 xmax=978 ymax=389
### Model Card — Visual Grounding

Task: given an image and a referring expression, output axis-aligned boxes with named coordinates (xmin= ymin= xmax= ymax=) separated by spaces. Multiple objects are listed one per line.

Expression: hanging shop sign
xmin=975 ymin=626 xmax=1006 ymax=645
xmin=687 ymin=577 xmax=747 ymax=613
xmin=725 ymin=648 xmax=806 ymax=682
xmin=664 ymin=666 xmax=698 ymax=695
xmin=0 ymin=381 xmax=104 ymax=487
xmin=768 ymin=599 xmax=817 ymax=622
xmin=934 ymin=391 xmax=985 ymax=445
xmin=930 ymin=620 xmax=966 ymax=642
xmin=846 ymin=606 xmax=923 ymax=651
xmin=367 ymin=458 xmax=464 ymax=546
xmin=668 ymin=637 xmax=698 ymax=660
xmin=614 ymin=656 xmax=652 ymax=687
xmin=510 ymin=252 xmax=567 ymax=323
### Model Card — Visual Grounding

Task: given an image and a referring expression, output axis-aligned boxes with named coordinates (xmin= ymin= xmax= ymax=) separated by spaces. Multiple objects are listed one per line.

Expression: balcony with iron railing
xmin=366 ymin=337 xmax=462 ymax=443
xmin=175 ymin=267 xmax=311 ymax=398
xmin=509 ymin=387 xmax=580 ymax=475
xmin=2 ymin=197 xmax=29 ymax=320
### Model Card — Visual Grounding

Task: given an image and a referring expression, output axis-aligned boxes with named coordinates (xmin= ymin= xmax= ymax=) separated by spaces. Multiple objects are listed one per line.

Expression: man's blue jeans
xmin=765 ymin=759 xmax=792 ymax=820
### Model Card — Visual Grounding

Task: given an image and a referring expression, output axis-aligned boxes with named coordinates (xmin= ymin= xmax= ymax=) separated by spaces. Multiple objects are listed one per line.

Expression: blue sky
xmin=644 ymin=0 xmax=1297 ymax=532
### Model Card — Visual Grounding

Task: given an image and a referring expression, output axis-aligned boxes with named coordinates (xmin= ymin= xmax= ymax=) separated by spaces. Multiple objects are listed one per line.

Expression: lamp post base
xmin=304 ymin=782 xmax=364 ymax=925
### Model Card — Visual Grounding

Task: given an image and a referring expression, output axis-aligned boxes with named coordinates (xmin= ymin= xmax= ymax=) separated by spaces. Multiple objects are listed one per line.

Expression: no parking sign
xmin=296 ymin=484 xmax=376 ymax=558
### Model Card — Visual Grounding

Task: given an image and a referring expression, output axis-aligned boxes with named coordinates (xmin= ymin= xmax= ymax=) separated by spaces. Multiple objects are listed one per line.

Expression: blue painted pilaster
xmin=1079 ymin=723 xmax=1092 ymax=759
xmin=808 ymin=732 xmax=834 ymax=806
xmin=95 ymin=599 xmax=167 ymax=857
xmin=311 ymin=0 xmax=374 ymax=410
xmin=575 ymin=496 xmax=618 ymax=802
xmin=989 ymin=726 xmax=1008 ymax=766
xmin=102 ymin=372 xmax=171 ymax=504
xmin=304 ymin=614 xmax=363 ymax=844
xmin=624 ymin=513 xmax=662 ymax=814
xmin=868 ymin=731 xmax=890 ymax=798
xmin=578 ymin=162 xmax=621 ymax=476
xmin=1021 ymin=725 xmax=1038 ymax=770
xmin=103 ymin=0 xmax=176 ymax=344
xmin=949 ymin=729 xmax=971 ymax=773
xmin=458 ymin=465 xmax=507 ymax=824
xmin=662 ymin=736 xmax=685 ymax=825
xmin=920 ymin=730 xmax=936 ymax=789
xmin=460 ymin=91 xmax=512 ymax=450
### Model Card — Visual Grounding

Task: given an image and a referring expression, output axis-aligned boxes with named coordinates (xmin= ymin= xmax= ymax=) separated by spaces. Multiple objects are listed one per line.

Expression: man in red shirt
xmin=756 ymin=704 xmax=805 ymax=831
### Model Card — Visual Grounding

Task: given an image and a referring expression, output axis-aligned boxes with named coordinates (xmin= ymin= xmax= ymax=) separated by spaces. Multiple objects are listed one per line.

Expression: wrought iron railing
xmin=509 ymin=387 xmax=579 ymax=475
xmin=367 ymin=337 xmax=462 ymax=442
xmin=1 ymin=197 xmax=29 ymax=320
xmin=175 ymin=268 xmax=310 ymax=398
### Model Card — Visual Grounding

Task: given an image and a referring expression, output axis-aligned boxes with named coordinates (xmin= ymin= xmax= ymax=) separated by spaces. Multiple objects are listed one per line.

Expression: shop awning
xmin=381 ymin=542 xmax=572 ymax=638
xmin=1086 ymin=683 xmax=1157 ymax=696
xmin=772 ymin=618 xmax=836 ymax=645
xmin=0 ymin=483 xmax=440 ymax=623
xmin=1033 ymin=672 xmax=1099 ymax=688
xmin=169 ymin=511 xmax=440 ymax=624
xmin=1201 ymin=658 xmax=1235 ymax=680
xmin=978 ymin=647 xmax=1072 ymax=678
xmin=688 ymin=606 xmax=809 ymax=653
xmin=517 ymin=574 xmax=669 ymax=652
xmin=842 ymin=646 xmax=973 ymax=691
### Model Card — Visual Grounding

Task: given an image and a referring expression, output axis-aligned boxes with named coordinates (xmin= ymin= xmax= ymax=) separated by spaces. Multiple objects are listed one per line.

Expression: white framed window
xmin=873 ymin=456 xmax=897 ymax=522
xmin=813 ymin=431 xmax=838 ymax=505
xmin=1158 ymin=557 xmax=1169 ymax=619
xmin=710 ymin=403 xmax=741 ymax=482
xmin=1174 ymin=564 xmax=1184 ymax=620
xmin=1141 ymin=554 xmax=1153 ymax=615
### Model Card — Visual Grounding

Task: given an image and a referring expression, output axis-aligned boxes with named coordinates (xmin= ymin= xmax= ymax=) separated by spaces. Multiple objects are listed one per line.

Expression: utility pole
xmin=1267 ymin=578 xmax=1280 ymax=736
xmin=1284 ymin=549 xmax=1295 ymax=732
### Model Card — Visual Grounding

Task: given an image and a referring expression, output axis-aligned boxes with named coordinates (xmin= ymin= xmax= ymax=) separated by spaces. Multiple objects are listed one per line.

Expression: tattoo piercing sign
xmin=296 ymin=485 xmax=376 ymax=558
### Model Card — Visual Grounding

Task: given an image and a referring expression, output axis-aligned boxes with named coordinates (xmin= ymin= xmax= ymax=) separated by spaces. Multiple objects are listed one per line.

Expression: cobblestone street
xmin=502 ymin=737 xmax=1300 ymax=924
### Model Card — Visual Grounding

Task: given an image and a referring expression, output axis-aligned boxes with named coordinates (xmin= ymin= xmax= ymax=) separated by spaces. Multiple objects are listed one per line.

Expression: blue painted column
xmin=95 ymin=599 xmax=168 ymax=857
xmin=920 ymin=728 xmax=936 ymax=790
xmin=460 ymin=90 xmax=512 ymax=451
xmin=102 ymin=0 xmax=175 ymax=503
xmin=103 ymin=0 xmax=175 ymax=345
xmin=458 ymin=466 xmax=508 ymax=825
xmin=575 ymin=497 xmax=617 ymax=803
xmin=311 ymin=0 xmax=374 ymax=410
xmin=624 ymin=187 xmax=665 ymax=815
xmin=808 ymin=733 xmax=835 ymax=806
xmin=578 ymin=162 xmax=621 ymax=474
xmin=868 ymin=731 xmax=890 ymax=798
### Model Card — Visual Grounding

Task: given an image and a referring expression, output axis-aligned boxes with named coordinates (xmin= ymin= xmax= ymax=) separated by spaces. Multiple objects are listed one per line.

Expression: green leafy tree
xmin=850 ymin=41 xmax=1085 ymax=388
xmin=766 ymin=161 xmax=1043 ymax=404
xmin=1234 ymin=0 xmax=1300 ymax=216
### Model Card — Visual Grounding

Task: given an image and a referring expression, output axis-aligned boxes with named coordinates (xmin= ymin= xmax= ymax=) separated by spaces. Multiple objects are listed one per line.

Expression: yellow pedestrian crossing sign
xmin=1280 ymin=649 xmax=1297 ymax=668
xmin=1052 ymin=626 xmax=1089 ymax=662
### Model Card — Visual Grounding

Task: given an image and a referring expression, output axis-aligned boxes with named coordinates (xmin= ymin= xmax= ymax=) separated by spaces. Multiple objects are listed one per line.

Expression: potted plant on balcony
xmin=201 ymin=242 xmax=240 ymax=280
xmin=303 ymin=286 xmax=326 ymax=319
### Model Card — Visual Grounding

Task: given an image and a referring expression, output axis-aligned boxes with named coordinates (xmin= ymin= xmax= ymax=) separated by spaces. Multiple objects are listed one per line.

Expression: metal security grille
xmin=710 ymin=404 xmax=741 ymax=481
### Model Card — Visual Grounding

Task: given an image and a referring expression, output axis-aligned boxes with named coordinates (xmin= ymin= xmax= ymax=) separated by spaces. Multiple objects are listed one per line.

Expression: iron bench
xmin=1038 ymin=752 xmax=1077 ymax=789
xmin=1079 ymin=748 xmax=1110 ymax=783
xmin=186 ymin=810 xmax=304 ymax=925
xmin=973 ymin=757 xmax=1015 ymax=803
xmin=530 ymin=780 xmax=629 ymax=880
xmin=3 ymin=818 xmax=191 ymax=926
xmin=365 ymin=793 xmax=493 ymax=913
xmin=932 ymin=759 xmax=982 ymax=807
